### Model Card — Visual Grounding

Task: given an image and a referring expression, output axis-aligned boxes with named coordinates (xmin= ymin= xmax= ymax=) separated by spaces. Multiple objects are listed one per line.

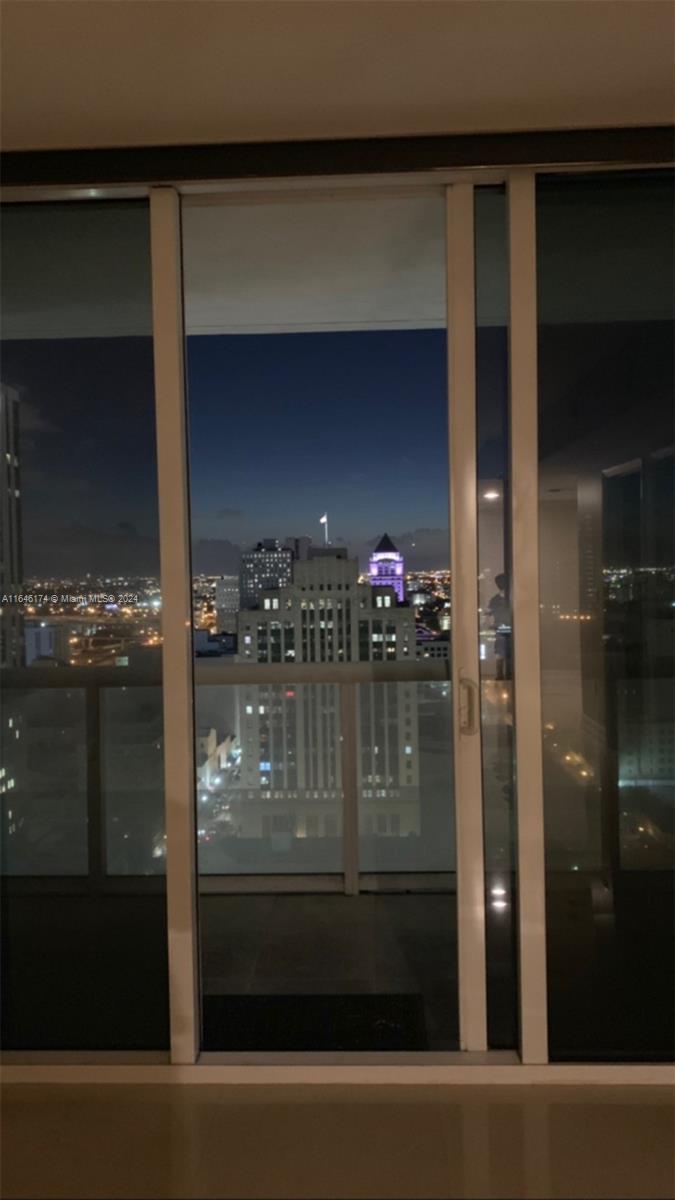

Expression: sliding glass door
xmin=181 ymin=186 xmax=495 ymax=1051
xmin=3 ymin=162 xmax=670 ymax=1068
xmin=537 ymin=170 xmax=674 ymax=1061
xmin=0 ymin=201 xmax=168 ymax=1050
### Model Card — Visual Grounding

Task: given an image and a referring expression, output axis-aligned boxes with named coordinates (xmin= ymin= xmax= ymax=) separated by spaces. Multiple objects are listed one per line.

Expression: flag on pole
xmin=319 ymin=514 xmax=327 ymax=524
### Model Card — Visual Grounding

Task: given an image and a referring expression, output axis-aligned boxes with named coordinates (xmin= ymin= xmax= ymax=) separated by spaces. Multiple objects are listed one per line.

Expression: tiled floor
xmin=2 ymin=1083 xmax=673 ymax=1199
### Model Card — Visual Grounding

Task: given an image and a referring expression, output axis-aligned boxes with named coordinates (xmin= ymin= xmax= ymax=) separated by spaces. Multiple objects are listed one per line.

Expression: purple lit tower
xmin=369 ymin=533 xmax=405 ymax=603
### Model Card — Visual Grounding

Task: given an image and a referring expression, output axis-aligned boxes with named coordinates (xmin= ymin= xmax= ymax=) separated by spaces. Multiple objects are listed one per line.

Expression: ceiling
xmin=1 ymin=0 xmax=673 ymax=153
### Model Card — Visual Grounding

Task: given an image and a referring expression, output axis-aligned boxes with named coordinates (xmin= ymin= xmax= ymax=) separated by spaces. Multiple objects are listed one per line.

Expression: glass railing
xmin=1 ymin=666 xmax=164 ymax=881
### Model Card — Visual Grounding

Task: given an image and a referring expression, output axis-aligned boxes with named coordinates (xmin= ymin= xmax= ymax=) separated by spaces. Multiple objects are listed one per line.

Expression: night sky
xmin=4 ymin=328 xmax=473 ymax=578
xmin=187 ymin=329 xmax=452 ymax=572
xmin=2 ymin=174 xmax=672 ymax=581
xmin=23 ymin=321 xmax=675 ymax=580
xmin=2 ymin=336 xmax=160 ymax=578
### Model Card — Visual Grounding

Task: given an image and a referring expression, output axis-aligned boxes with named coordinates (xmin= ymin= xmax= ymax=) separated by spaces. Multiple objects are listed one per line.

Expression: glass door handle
xmin=459 ymin=676 xmax=480 ymax=736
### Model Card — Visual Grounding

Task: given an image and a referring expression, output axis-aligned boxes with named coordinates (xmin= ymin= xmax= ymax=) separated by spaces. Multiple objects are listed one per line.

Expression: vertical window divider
xmin=507 ymin=169 xmax=549 ymax=1064
xmin=446 ymin=182 xmax=488 ymax=1053
xmin=149 ymin=186 xmax=200 ymax=1064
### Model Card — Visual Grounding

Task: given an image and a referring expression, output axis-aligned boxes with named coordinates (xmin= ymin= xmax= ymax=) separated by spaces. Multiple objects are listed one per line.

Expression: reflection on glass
xmin=358 ymin=681 xmax=454 ymax=873
xmin=0 ymin=203 xmax=163 ymax=674
xmin=196 ymin=683 xmax=342 ymax=874
xmin=538 ymin=171 xmax=674 ymax=1060
xmin=102 ymin=687 xmax=165 ymax=875
xmin=184 ymin=191 xmax=459 ymax=1049
xmin=617 ymin=679 xmax=674 ymax=871
xmin=0 ymin=689 xmax=87 ymax=875
xmin=475 ymin=185 xmax=518 ymax=1049
xmin=0 ymin=201 xmax=168 ymax=1048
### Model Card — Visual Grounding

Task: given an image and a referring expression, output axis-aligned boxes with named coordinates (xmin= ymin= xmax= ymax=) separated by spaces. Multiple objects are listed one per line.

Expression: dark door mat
xmin=203 ymin=993 xmax=429 ymax=1050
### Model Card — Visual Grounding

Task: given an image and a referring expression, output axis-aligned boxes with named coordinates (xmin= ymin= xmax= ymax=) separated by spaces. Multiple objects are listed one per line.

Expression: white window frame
xmin=2 ymin=161 xmax=673 ymax=1086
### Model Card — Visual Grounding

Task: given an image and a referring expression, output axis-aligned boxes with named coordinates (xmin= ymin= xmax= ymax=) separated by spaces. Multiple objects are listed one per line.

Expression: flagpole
xmin=324 ymin=514 xmax=328 ymax=546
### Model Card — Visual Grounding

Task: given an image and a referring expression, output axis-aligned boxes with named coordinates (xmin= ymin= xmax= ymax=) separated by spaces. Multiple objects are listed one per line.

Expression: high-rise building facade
xmin=238 ymin=546 xmax=415 ymax=666
xmin=232 ymin=546 xmax=420 ymax=845
xmin=239 ymin=540 xmax=292 ymax=610
xmin=215 ymin=574 xmax=239 ymax=633
xmin=283 ymin=535 xmax=312 ymax=562
xmin=369 ymin=532 xmax=405 ymax=603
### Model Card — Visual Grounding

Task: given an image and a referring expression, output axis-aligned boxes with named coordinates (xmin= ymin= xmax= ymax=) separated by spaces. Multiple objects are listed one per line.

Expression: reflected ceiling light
xmin=483 ymin=490 xmax=500 ymax=501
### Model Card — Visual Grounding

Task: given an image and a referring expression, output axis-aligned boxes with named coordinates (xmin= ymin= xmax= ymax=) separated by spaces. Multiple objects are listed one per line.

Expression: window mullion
xmin=150 ymin=186 xmax=200 ymax=1065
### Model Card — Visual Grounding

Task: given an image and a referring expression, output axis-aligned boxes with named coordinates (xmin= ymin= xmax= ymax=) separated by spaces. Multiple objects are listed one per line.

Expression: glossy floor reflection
xmin=2 ymin=1084 xmax=673 ymax=1199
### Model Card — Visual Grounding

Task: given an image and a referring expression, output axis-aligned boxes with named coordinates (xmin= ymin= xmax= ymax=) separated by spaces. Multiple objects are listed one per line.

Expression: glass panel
xmin=358 ymin=681 xmax=453 ymax=873
xmin=0 ymin=688 xmax=87 ymax=875
xmin=475 ymin=185 xmax=518 ymax=1049
xmin=0 ymin=201 xmax=168 ymax=1048
xmin=184 ymin=190 xmax=458 ymax=1049
xmin=195 ymin=683 xmax=342 ymax=874
xmin=102 ymin=687 xmax=165 ymax=875
xmin=537 ymin=171 xmax=675 ymax=1061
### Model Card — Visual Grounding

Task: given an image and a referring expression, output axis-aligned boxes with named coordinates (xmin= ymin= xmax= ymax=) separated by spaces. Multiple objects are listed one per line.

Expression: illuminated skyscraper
xmin=239 ymin=540 xmax=292 ymax=610
xmin=369 ymin=533 xmax=405 ymax=603
xmin=238 ymin=546 xmax=415 ymax=666
xmin=215 ymin=574 xmax=239 ymax=632
xmin=234 ymin=546 xmax=420 ymax=845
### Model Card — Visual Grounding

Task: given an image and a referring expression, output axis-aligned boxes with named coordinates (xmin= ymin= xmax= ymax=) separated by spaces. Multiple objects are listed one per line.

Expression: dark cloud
xmin=18 ymin=398 xmax=60 ymax=435
xmin=192 ymin=539 xmax=241 ymax=575
xmin=23 ymin=522 xmax=160 ymax=578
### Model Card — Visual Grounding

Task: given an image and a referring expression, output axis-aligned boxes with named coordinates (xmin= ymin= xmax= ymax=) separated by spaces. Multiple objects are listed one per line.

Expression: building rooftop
xmin=372 ymin=533 xmax=400 ymax=555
